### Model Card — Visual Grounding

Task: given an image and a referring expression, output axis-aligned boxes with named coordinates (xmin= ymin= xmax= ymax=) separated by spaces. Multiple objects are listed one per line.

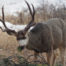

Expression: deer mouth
xmin=17 ymin=46 xmax=25 ymax=52
xmin=19 ymin=46 xmax=24 ymax=50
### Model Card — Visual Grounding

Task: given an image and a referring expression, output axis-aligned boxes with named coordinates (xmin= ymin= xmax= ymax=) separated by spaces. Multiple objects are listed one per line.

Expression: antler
xmin=23 ymin=1 xmax=36 ymax=33
xmin=0 ymin=6 xmax=17 ymax=35
xmin=25 ymin=1 xmax=35 ymax=24
xmin=1 ymin=6 xmax=8 ymax=29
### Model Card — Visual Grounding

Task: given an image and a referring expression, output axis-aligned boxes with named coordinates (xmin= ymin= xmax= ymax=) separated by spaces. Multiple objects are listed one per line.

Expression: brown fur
xmin=26 ymin=18 xmax=66 ymax=66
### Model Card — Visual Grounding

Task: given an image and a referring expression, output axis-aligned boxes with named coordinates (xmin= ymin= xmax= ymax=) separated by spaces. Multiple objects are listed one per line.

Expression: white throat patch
xmin=18 ymin=39 xmax=28 ymax=46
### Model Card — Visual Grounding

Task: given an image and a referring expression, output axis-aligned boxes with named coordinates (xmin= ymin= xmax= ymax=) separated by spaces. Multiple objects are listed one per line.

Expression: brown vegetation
xmin=0 ymin=1 xmax=66 ymax=25
xmin=0 ymin=30 xmax=35 ymax=58
xmin=0 ymin=0 xmax=66 ymax=65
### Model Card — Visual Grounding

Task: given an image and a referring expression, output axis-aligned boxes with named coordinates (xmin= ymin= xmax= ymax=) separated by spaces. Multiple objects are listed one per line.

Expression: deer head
xmin=0 ymin=1 xmax=36 ymax=50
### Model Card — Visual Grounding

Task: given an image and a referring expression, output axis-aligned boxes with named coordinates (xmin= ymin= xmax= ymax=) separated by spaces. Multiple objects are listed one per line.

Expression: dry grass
xmin=0 ymin=30 xmax=35 ymax=58
xmin=0 ymin=29 xmax=66 ymax=66
xmin=0 ymin=29 xmax=47 ymax=64
xmin=0 ymin=30 xmax=18 ymax=56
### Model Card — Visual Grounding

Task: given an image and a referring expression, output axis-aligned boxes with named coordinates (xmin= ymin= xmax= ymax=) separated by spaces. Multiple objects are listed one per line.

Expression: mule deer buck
xmin=0 ymin=1 xmax=66 ymax=66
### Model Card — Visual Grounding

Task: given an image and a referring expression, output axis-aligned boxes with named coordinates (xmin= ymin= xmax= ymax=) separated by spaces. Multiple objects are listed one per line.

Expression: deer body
xmin=26 ymin=18 xmax=63 ymax=52
xmin=21 ymin=18 xmax=66 ymax=66
xmin=17 ymin=18 xmax=66 ymax=66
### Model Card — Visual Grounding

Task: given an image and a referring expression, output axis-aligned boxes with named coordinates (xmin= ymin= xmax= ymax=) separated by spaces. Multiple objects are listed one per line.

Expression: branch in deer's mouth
xmin=17 ymin=46 xmax=25 ymax=52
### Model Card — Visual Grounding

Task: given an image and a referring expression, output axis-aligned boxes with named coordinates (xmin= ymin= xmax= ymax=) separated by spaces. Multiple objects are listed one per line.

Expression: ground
xmin=0 ymin=30 xmax=66 ymax=66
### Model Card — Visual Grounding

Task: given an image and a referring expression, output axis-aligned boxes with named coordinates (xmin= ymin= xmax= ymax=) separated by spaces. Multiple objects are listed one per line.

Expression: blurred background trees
xmin=1 ymin=0 xmax=66 ymax=24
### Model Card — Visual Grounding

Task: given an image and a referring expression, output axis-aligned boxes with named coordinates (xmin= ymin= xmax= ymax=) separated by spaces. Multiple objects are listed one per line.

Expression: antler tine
xmin=28 ymin=4 xmax=35 ymax=25
xmin=25 ymin=1 xmax=35 ymax=25
xmin=25 ymin=1 xmax=33 ymax=17
xmin=31 ymin=4 xmax=35 ymax=21
xmin=2 ymin=6 xmax=5 ymax=22
xmin=2 ymin=6 xmax=8 ymax=29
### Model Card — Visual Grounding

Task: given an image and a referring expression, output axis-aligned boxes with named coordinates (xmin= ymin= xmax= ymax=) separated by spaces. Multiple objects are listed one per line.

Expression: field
xmin=0 ymin=30 xmax=33 ymax=57
xmin=0 ymin=0 xmax=66 ymax=65
xmin=0 ymin=29 xmax=66 ymax=66
xmin=0 ymin=30 xmax=47 ymax=64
